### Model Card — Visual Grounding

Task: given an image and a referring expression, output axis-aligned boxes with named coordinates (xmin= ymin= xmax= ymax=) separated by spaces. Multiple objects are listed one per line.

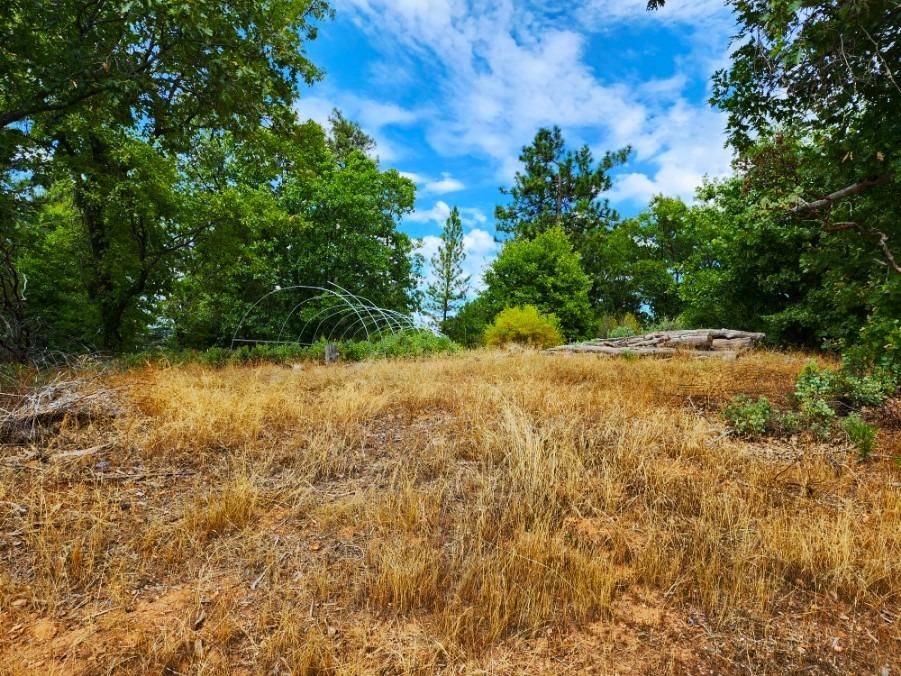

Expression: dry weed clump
xmin=1 ymin=349 xmax=898 ymax=673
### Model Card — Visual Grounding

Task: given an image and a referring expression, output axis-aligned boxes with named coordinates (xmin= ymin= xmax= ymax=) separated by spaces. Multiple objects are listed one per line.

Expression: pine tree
xmin=495 ymin=126 xmax=630 ymax=246
xmin=427 ymin=207 xmax=469 ymax=325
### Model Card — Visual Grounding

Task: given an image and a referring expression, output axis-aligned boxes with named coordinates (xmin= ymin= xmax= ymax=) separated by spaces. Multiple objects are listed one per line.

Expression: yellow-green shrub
xmin=484 ymin=305 xmax=564 ymax=348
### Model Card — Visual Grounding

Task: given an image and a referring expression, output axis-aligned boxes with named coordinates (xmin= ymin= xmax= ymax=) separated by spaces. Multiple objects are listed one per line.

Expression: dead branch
xmin=0 ymin=378 xmax=120 ymax=442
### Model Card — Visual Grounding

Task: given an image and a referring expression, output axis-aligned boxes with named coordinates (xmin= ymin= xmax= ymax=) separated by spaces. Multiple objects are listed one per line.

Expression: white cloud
xmin=459 ymin=206 xmax=488 ymax=224
xmin=407 ymin=200 xmax=487 ymax=227
xmin=580 ymin=0 xmax=732 ymax=26
xmin=407 ymin=199 xmax=452 ymax=224
xmin=425 ymin=172 xmax=465 ymax=194
xmin=399 ymin=171 xmax=466 ymax=194
xmin=294 ymin=93 xmax=419 ymax=161
xmin=608 ymin=99 xmax=733 ymax=203
xmin=334 ymin=0 xmax=736 ymax=206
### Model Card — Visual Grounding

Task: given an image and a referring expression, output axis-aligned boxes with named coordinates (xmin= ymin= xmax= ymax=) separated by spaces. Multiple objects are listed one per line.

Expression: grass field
xmin=1 ymin=350 xmax=899 ymax=674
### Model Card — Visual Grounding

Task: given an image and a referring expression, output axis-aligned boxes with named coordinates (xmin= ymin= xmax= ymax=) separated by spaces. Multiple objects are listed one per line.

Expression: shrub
xmin=723 ymin=395 xmax=773 ymax=438
xmin=484 ymin=306 xmax=564 ymax=349
xmin=608 ymin=325 xmax=636 ymax=339
xmin=795 ymin=361 xmax=841 ymax=405
xmin=480 ymin=227 xmax=594 ymax=340
xmin=646 ymin=315 xmax=687 ymax=333
xmin=794 ymin=360 xmax=897 ymax=431
xmin=620 ymin=312 xmax=642 ymax=335
xmin=842 ymin=413 xmax=878 ymax=460
xmin=443 ymin=297 xmax=492 ymax=348
xmin=596 ymin=314 xmax=619 ymax=339
xmin=198 ymin=347 xmax=230 ymax=367
xmin=371 ymin=330 xmax=459 ymax=358
xmin=799 ymin=397 xmax=836 ymax=439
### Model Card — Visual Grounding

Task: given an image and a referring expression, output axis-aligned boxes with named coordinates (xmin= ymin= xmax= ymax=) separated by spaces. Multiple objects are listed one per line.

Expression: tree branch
xmin=791 ymin=174 xmax=898 ymax=274
xmin=822 ymin=221 xmax=901 ymax=275
xmin=789 ymin=174 xmax=891 ymax=214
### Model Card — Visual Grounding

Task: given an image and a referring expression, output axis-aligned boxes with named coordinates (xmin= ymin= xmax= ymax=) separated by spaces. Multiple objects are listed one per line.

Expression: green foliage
xmin=794 ymin=362 xmax=841 ymax=406
xmin=794 ymin=362 xmax=840 ymax=438
xmin=327 ymin=109 xmax=375 ymax=162
xmin=799 ymin=397 xmax=837 ymax=440
xmin=495 ymin=127 xmax=629 ymax=244
xmin=608 ymin=325 xmax=635 ymax=339
xmin=596 ymin=315 xmax=619 ymax=339
xmin=583 ymin=196 xmax=694 ymax=320
xmin=426 ymin=207 xmax=469 ymax=325
xmin=646 ymin=316 xmax=688 ymax=333
xmin=2 ymin=0 xmax=333 ymax=353
xmin=481 ymin=227 xmax=593 ymax=341
xmin=842 ymin=413 xmax=878 ymax=460
xmin=673 ymin=154 xmax=900 ymax=355
xmin=368 ymin=331 xmax=459 ymax=359
xmin=724 ymin=396 xmax=774 ymax=439
xmin=483 ymin=306 xmax=564 ymax=349
xmin=697 ymin=0 xmax=899 ymax=363
xmin=168 ymin=124 xmax=419 ymax=349
xmin=710 ymin=0 xmax=899 ymax=159
xmin=795 ymin=361 xmax=897 ymax=412
xmin=114 ymin=331 xmax=458 ymax=369
xmin=620 ymin=312 xmax=642 ymax=335
xmin=602 ymin=313 xmax=643 ymax=339
xmin=442 ymin=296 xmax=493 ymax=348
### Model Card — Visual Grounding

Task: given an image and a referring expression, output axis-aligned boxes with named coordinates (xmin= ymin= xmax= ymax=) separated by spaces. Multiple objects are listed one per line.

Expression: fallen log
xmin=546 ymin=328 xmax=763 ymax=358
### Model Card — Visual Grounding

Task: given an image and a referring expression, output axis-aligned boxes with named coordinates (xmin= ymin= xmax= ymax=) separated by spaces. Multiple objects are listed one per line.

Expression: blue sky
xmin=297 ymin=0 xmax=738 ymax=289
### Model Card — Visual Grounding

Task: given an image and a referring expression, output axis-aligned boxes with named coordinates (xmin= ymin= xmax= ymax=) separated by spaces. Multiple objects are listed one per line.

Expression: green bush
xmin=480 ymin=227 xmax=594 ymax=340
xmin=608 ymin=325 xmax=636 ymax=339
xmin=603 ymin=312 xmax=643 ymax=339
xmin=443 ymin=297 xmax=492 ymax=348
xmin=793 ymin=361 xmax=897 ymax=438
xmin=842 ymin=413 xmax=878 ymax=460
xmin=620 ymin=312 xmax=642 ymax=335
xmin=596 ymin=314 xmax=619 ymax=339
xmin=646 ymin=315 xmax=687 ymax=333
xmin=370 ymin=330 xmax=459 ymax=358
xmin=723 ymin=395 xmax=774 ymax=438
xmin=484 ymin=305 xmax=564 ymax=349
xmin=111 ymin=330 xmax=460 ymax=369
xmin=799 ymin=397 xmax=836 ymax=439
xmin=198 ymin=347 xmax=230 ymax=367
xmin=795 ymin=361 xmax=841 ymax=404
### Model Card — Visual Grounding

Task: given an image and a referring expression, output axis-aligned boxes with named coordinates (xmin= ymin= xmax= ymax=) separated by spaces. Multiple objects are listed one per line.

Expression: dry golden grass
xmin=1 ymin=349 xmax=899 ymax=674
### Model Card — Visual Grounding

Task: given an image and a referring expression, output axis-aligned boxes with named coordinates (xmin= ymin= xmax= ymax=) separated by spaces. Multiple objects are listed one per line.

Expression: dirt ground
xmin=1 ymin=350 xmax=898 ymax=674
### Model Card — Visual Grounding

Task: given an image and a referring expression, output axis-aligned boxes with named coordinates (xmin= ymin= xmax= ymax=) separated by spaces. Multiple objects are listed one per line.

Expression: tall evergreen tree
xmin=426 ymin=207 xmax=469 ymax=325
xmin=495 ymin=126 xmax=630 ymax=245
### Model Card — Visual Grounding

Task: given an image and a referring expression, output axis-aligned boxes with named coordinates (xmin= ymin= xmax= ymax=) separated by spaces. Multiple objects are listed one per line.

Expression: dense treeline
xmin=1 ymin=0 xmax=418 ymax=357
xmin=448 ymin=0 xmax=900 ymax=366
xmin=1 ymin=0 xmax=898 ymax=367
